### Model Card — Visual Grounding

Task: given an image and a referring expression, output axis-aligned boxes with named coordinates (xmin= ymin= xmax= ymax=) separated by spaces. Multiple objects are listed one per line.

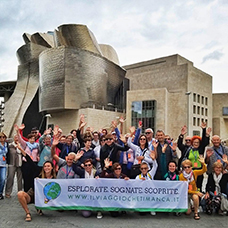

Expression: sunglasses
xmin=115 ymin=167 xmax=121 ymax=170
xmin=106 ymin=138 xmax=113 ymax=141
xmin=140 ymin=138 xmax=146 ymax=141
xmin=145 ymin=132 xmax=151 ymax=134
xmin=84 ymin=164 xmax=92 ymax=167
xmin=0 ymin=136 xmax=5 ymax=139
xmin=140 ymin=167 xmax=148 ymax=170
xmin=185 ymin=139 xmax=191 ymax=142
xmin=101 ymin=139 xmax=106 ymax=142
xmin=184 ymin=166 xmax=191 ymax=169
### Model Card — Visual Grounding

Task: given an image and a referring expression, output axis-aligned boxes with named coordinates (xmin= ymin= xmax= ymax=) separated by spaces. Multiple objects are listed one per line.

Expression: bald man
xmin=206 ymin=135 xmax=228 ymax=174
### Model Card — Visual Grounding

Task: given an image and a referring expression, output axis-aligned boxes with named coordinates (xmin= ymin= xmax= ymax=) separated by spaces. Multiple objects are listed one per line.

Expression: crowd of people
xmin=0 ymin=114 xmax=228 ymax=222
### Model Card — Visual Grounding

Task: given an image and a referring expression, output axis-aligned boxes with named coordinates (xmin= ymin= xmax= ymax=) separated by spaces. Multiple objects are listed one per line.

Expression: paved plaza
xmin=0 ymin=184 xmax=228 ymax=228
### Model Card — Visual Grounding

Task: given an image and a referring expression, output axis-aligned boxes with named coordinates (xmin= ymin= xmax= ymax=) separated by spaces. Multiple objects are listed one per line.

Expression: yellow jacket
xmin=179 ymin=163 xmax=207 ymax=194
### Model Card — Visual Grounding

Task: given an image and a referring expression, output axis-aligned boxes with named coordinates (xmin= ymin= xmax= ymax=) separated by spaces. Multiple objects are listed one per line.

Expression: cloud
xmin=202 ymin=50 xmax=224 ymax=63
xmin=0 ymin=0 xmax=228 ymax=93
xmin=202 ymin=41 xmax=219 ymax=50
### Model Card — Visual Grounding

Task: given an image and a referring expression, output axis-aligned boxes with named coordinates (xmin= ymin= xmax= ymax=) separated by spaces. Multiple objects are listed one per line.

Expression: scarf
xmin=183 ymin=170 xmax=194 ymax=183
xmin=165 ymin=171 xmax=177 ymax=181
xmin=213 ymin=172 xmax=222 ymax=194
xmin=26 ymin=142 xmax=38 ymax=151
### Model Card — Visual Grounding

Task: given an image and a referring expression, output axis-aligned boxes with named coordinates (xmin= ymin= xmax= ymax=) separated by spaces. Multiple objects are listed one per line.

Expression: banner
xmin=35 ymin=179 xmax=188 ymax=212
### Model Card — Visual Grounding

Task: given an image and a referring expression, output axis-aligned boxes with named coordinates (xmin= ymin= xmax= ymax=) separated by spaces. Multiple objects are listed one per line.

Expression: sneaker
xmin=150 ymin=211 xmax=156 ymax=216
xmin=97 ymin=212 xmax=103 ymax=219
xmin=0 ymin=194 xmax=4 ymax=200
xmin=5 ymin=194 xmax=11 ymax=198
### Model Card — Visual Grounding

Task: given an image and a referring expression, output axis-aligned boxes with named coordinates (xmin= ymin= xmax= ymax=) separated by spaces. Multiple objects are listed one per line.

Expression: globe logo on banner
xmin=43 ymin=182 xmax=61 ymax=204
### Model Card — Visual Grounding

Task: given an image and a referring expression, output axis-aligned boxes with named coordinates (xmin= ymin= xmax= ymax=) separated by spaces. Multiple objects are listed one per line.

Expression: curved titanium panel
xmin=39 ymin=46 xmax=125 ymax=112
xmin=99 ymin=44 xmax=120 ymax=65
xmin=56 ymin=24 xmax=102 ymax=55
xmin=16 ymin=43 xmax=48 ymax=65
xmin=31 ymin=32 xmax=54 ymax=48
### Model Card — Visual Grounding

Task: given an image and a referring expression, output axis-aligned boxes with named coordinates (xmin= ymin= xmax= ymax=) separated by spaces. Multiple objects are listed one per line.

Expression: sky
xmin=0 ymin=0 xmax=227 ymax=93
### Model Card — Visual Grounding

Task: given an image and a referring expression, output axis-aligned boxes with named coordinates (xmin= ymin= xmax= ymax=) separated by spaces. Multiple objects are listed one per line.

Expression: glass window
xmin=205 ymin=108 xmax=208 ymax=116
xmin=202 ymin=96 xmax=204 ymax=104
xmin=193 ymin=105 xmax=196 ymax=114
xmin=197 ymin=118 xmax=200 ymax=126
xmin=201 ymin=107 xmax=204 ymax=115
xmin=193 ymin=93 xmax=196 ymax=102
xmin=197 ymin=106 xmax=200 ymax=115
xmin=193 ymin=117 xmax=196 ymax=126
xmin=197 ymin=94 xmax=200 ymax=103
xmin=193 ymin=130 xmax=200 ymax=136
xmin=131 ymin=100 xmax=156 ymax=132
xmin=205 ymin=97 xmax=208 ymax=105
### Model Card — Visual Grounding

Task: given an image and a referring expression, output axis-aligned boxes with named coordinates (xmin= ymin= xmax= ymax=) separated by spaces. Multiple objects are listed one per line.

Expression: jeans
xmin=0 ymin=166 xmax=7 ymax=194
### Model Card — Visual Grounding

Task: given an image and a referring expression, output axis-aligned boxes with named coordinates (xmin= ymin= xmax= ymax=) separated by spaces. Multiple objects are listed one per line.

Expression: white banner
xmin=35 ymin=179 xmax=188 ymax=212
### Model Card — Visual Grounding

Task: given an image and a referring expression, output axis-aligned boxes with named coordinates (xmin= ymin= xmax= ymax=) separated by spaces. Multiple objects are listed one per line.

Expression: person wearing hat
xmin=0 ymin=132 xmax=9 ymax=200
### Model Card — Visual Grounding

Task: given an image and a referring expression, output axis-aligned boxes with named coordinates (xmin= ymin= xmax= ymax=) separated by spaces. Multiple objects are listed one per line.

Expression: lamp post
xmin=185 ymin=92 xmax=191 ymax=135
xmin=39 ymin=114 xmax=52 ymax=132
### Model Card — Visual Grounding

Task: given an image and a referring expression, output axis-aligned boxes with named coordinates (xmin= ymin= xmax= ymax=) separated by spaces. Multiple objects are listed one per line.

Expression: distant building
xmin=124 ymin=54 xmax=213 ymax=139
xmin=212 ymin=93 xmax=228 ymax=141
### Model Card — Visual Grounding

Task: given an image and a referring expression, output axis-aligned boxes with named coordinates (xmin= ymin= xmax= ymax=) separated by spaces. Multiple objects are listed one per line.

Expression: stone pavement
xmin=0 ymin=183 xmax=228 ymax=228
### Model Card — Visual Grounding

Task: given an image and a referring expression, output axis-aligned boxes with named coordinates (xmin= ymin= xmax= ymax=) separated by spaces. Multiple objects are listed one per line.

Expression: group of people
xmin=0 ymin=115 xmax=228 ymax=222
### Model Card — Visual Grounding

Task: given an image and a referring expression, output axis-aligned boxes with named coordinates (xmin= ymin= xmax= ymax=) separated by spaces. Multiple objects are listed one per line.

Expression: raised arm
xmin=114 ymin=127 xmax=124 ymax=146
xmin=51 ymin=136 xmax=60 ymax=163
xmin=169 ymin=142 xmax=178 ymax=158
xmin=200 ymin=122 xmax=210 ymax=152
xmin=148 ymin=151 xmax=158 ymax=179
xmin=177 ymin=125 xmax=187 ymax=152
xmin=79 ymin=114 xmax=86 ymax=135
xmin=119 ymin=116 xmax=125 ymax=134
xmin=14 ymin=124 xmax=26 ymax=149
xmin=133 ymin=121 xmax=142 ymax=145
xmin=127 ymin=136 xmax=139 ymax=152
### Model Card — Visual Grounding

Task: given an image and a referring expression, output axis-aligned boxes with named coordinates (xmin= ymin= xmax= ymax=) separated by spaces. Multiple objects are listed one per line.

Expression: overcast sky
xmin=0 ymin=0 xmax=227 ymax=93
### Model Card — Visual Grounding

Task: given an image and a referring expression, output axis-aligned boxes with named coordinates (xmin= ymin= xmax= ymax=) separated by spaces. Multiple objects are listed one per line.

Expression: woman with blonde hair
xmin=179 ymin=157 xmax=207 ymax=220
xmin=205 ymin=160 xmax=228 ymax=214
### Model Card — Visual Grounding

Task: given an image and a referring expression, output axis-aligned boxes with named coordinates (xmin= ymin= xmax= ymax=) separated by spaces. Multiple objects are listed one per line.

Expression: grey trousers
xmin=5 ymin=165 xmax=23 ymax=195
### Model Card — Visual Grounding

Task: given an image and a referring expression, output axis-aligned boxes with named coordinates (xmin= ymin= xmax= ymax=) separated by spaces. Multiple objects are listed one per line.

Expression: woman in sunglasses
xmin=179 ymin=157 xmax=207 ymax=220
xmin=100 ymin=159 xmax=129 ymax=217
xmin=77 ymin=158 xmax=102 ymax=219
xmin=101 ymin=158 xmax=129 ymax=180
xmin=0 ymin=132 xmax=9 ymax=200
xmin=127 ymin=130 xmax=154 ymax=178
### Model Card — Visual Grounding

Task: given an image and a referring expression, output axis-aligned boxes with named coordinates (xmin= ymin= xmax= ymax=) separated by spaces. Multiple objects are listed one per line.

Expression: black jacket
xmin=100 ymin=143 xmax=129 ymax=169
